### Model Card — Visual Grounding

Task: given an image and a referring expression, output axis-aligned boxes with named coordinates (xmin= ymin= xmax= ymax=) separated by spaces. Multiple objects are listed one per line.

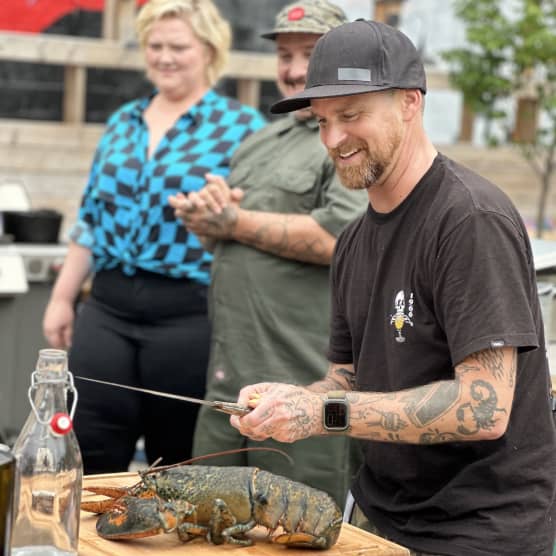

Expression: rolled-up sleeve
xmin=68 ymin=147 xmax=103 ymax=249
xmin=311 ymin=161 xmax=368 ymax=237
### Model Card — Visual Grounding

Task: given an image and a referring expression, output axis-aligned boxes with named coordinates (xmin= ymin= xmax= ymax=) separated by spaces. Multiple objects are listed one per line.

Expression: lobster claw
xmin=95 ymin=495 xmax=182 ymax=540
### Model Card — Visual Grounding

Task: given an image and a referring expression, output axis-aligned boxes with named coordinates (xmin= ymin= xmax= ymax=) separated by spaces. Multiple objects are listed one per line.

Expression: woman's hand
xmin=43 ymin=298 xmax=75 ymax=349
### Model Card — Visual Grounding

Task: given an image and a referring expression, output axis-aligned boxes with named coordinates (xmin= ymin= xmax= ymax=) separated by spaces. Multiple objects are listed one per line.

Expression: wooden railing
xmin=0 ymin=29 xmax=452 ymax=125
xmin=0 ymin=31 xmax=278 ymax=122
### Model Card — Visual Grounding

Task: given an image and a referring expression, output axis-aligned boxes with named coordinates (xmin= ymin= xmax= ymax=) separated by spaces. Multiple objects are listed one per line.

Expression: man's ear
xmin=400 ymin=89 xmax=422 ymax=121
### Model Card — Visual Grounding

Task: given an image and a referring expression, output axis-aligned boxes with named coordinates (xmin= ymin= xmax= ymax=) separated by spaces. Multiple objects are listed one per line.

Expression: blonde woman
xmin=43 ymin=0 xmax=265 ymax=474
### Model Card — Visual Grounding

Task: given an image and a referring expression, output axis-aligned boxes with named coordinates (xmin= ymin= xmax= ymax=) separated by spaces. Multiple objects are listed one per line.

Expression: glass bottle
xmin=11 ymin=349 xmax=83 ymax=556
xmin=0 ymin=444 xmax=15 ymax=556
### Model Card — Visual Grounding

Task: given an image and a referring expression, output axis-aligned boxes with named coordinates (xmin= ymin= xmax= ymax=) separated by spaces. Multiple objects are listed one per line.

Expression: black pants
xmin=69 ymin=268 xmax=210 ymax=474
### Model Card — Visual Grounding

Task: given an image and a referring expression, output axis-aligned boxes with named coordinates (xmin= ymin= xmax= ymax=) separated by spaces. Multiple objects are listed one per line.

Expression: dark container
xmin=0 ymin=444 xmax=15 ymax=556
xmin=3 ymin=209 xmax=63 ymax=244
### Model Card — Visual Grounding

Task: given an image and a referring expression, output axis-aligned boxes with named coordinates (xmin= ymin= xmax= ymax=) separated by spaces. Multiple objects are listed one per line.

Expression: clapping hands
xmin=168 ymin=173 xmax=243 ymax=239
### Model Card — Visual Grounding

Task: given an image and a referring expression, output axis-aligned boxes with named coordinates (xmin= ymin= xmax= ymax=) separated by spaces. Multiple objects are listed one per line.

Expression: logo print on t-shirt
xmin=389 ymin=290 xmax=414 ymax=343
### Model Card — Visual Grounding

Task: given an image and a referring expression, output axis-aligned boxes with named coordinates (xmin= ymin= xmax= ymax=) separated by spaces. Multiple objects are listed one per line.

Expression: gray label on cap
xmin=338 ymin=67 xmax=371 ymax=82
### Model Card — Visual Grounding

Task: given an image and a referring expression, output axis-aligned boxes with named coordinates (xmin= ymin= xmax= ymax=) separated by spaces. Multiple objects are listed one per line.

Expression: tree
xmin=442 ymin=0 xmax=556 ymax=238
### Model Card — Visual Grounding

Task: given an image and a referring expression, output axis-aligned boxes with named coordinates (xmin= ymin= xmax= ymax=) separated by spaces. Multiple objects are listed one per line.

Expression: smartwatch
xmin=323 ymin=390 xmax=349 ymax=432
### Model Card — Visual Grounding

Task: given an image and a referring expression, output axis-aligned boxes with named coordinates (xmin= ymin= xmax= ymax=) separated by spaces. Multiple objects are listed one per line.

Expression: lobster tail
xmin=253 ymin=469 xmax=342 ymax=549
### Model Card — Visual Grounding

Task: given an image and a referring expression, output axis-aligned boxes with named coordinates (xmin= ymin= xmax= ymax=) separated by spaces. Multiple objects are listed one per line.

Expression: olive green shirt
xmin=206 ymin=115 xmax=367 ymax=396
xmin=194 ymin=115 xmax=366 ymax=506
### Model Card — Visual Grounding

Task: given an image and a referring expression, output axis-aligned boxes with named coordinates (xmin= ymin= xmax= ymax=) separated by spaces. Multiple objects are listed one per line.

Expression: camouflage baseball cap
xmin=261 ymin=0 xmax=348 ymax=40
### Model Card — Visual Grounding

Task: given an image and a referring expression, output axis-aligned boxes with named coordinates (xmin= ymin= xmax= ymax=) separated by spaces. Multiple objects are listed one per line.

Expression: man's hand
xmin=168 ymin=173 xmax=244 ymax=239
xmin=230 ymin=382 xmax=324 ymax=443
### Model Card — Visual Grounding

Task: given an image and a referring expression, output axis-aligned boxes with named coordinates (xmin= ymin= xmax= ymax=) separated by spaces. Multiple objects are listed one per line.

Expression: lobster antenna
xmin=140 ymin=447 xmax=294 ymax=476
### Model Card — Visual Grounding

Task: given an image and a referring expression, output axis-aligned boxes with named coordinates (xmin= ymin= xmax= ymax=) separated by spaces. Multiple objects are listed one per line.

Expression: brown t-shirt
xmin=329 ymin=153 xmax=556 ymax=555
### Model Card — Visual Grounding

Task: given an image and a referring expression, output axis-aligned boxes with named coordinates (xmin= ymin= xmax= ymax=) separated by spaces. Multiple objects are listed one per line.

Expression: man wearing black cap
xmin=169 ymin=0 xmax=366 ymax=507
xmin=230 ymin=19 xmax=556 ymax=556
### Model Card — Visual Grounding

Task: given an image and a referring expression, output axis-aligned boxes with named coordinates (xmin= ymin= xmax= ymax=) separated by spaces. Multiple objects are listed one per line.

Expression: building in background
xmin=0 ymin=0 xmax=468 ymax=145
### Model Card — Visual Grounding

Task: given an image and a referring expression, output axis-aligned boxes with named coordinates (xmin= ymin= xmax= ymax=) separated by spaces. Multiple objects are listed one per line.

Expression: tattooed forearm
xmin=337 ymin=347 xmax=514 ymax=444
xmin=456 ymin=379 xmax=506 ymax=435
xmin=420 ymin=429 xmax=462 ymax=443
xmin=333 ymin=366 xmax=357 ymax=389
xmin=402 ymin=381 xmax=461 ymax=427
xmin=309 ymin=377 xmax=346 ymax=393
xmin=361 ymin=407 xmax=407 ymax=432
xmin=245 ymin=215 xmax=330 ymax=265
xmin=471 ymin=348 xmax=505 ymax=381
xmin=308 ymin=364 xmax=355 ymax=393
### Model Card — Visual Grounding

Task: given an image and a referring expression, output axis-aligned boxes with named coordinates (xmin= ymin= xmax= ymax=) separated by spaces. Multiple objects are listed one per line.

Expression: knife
xmin=74 ymin=376 xmax=254 ymax=416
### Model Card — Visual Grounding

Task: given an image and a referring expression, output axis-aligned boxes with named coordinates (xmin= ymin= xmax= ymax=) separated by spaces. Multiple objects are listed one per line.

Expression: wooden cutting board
xmin=79 ymin=472 xmax=409 ymax=556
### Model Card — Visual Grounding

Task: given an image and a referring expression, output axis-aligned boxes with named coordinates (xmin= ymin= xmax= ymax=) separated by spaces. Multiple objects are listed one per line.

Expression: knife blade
xmin=74 ymin=376 xmax=253 ymax=416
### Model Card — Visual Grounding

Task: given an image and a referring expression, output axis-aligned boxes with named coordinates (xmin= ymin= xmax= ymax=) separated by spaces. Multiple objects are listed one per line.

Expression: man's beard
xmin=330 ymin=128 xmax=402 ymax=190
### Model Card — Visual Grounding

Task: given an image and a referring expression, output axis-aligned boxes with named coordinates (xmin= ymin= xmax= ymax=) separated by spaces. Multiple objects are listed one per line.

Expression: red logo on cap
xmin=288 ymin=7 xmax=305 ymax=21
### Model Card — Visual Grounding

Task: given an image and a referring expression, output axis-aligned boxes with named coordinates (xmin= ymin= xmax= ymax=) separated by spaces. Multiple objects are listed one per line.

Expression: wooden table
xmin=80 ymin=472 xmax=409 ymax=556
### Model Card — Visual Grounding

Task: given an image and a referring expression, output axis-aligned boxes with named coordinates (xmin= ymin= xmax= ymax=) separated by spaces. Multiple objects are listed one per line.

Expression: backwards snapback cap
xmin=271 ymin=19 xmax=427 ymax=113
xmin=261 ymin=0 xmax=347 ymax=40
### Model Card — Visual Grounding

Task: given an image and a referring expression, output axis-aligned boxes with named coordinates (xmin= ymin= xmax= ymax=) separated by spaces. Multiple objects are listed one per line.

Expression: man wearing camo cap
xmin=170 ymin=0 xmax=366 ymax=507
xmin=261 ymin=0 xmax=347 ymax=37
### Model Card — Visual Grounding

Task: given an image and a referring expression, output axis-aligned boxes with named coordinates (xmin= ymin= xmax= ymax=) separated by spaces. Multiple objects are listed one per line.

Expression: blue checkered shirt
xmin=70 ymin=89 xmax=265 ymax=284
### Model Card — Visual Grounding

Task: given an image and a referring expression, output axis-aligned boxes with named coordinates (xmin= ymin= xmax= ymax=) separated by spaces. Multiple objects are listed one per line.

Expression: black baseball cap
xmin=271 ymin=19 xmax=427 ymax=114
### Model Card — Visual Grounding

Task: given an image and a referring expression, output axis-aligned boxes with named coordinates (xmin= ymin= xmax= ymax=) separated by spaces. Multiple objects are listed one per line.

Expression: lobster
xmin=82 ymin=464 xmax=343 ymax=549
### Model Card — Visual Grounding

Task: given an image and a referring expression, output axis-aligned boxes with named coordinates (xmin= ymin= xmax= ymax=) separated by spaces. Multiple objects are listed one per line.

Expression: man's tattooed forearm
xmin=402 ymin=381 xmax=460 ymax=427
xmin=333 ymin=366 xmax=356 ymax=389
xmin=455 ymin=379 xmax=506 ymax=435
xmin=310 ymin=366 xmax=354 ymax=393
xmin=310 ymin=378 xmax=345 ymax=393
xmin=471 ymin=348 xmax=505 ymax=381
xmin=248 ymin=216 xmax=329 ymax=264
xmin=420 ymin=429 xmax=462 ymax=443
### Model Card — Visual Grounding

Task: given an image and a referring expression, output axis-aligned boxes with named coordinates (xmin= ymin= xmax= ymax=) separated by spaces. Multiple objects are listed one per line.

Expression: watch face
xmin=324 ymin=401 xmax=348 ymax=430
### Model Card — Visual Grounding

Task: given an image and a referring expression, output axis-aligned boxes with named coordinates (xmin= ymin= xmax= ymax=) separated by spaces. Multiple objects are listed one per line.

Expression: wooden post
xmin=63 ymin=66 xmax=87 ymax=124
xmin=102 ymin=0 xmax=118 ymax=40
xmin=117 ymin=0 xmax=137 ymax=45
xmin=237 ymin=79 xmax=261 ymax=109
xmin=103 ymin=0 xmax=136 ymax=42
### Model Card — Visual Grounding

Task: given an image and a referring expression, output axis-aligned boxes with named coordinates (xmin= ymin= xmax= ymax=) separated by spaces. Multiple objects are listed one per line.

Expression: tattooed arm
xmin=306 ymin=362 xmax=357 ymax=393
xmin=231 ymin=347 xmax=516 ymax=444
xmin=169 ymin=174 xmax=335 ymax=265
xmin=229 ymin=362 xmax=356 ymax=443
xmin=345 ymin=346 xmax=516 ymax=444
xmin=226 ymin=209 xmax=335 ymax=265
